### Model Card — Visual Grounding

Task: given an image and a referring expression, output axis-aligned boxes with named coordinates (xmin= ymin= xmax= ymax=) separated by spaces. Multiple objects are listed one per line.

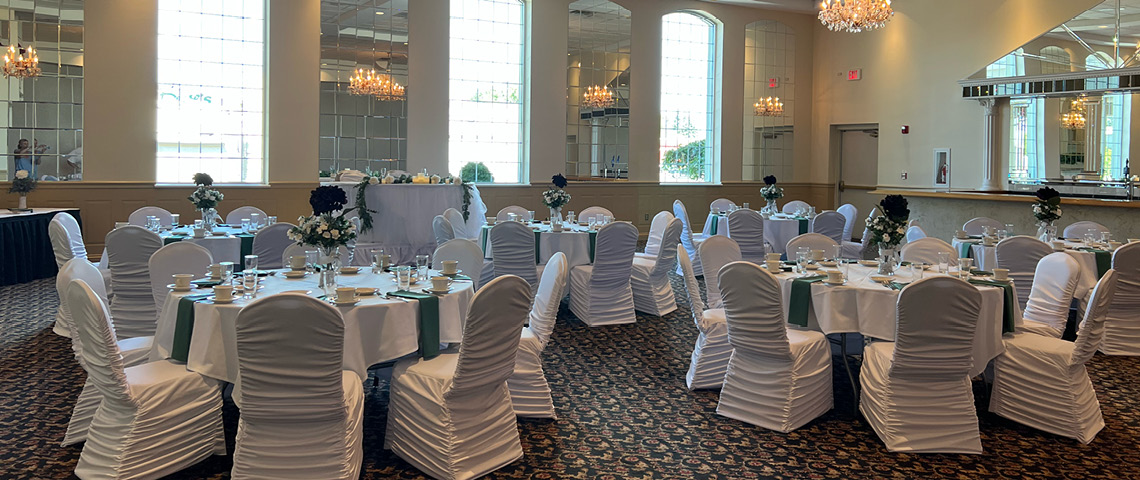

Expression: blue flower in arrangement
xmin=310 ymin=185 xmax=348 ymax=215
xmin=552 ymin=173 xmax=568 ymax=189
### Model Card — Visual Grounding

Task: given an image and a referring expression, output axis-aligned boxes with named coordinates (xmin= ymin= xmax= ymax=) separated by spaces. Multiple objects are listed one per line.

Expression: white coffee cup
xmin=1109 ymin=241 xmax=1123 ymax=250
xmin=486 ymin=216 xmax=496 ymax=225
xmin=289 ymin=255 xmax=307 ymax=270
xmin=114 ymin=221 xmax=129 ymax=229
xmin=826 ymin=270 xmax=844 ymax=283
xmin=379 ymin=254 xmax=392 ymax=269
xmin=810 ymin=249 xmax=825 ymax=261
xmin=172 ymin=273 xmax=193 ymax=289
xmin=766 ymin=253 xmax=782 ymax=262
xmin=983 ymin=237 xmax=996 ymax=246
xmin=208 ymin=263 xmax=224 ymax=278
xmin=552 ymin=222 xmax=564 ymax=232
xmin=956 ymin=229 xmax=968 ymax=239
xmin=441 ymin=260 xmax=459 ymax=275
xmin=213 ymin=285 xmax=233 ymax=302
xmin=193 ymin=228 xmax=206 ymax=238
xmin=993 ymin=268 xmax=1010 ymax=281
xmin=765 ymin=260 xmax=782 ymax=273
xmin=1052 ymin=240 xmax=1066 ymax=251
xmin=336 ymin=287 xmax=356 ymax=303
xmin=431 ymin=276 xmax=453 ymax=292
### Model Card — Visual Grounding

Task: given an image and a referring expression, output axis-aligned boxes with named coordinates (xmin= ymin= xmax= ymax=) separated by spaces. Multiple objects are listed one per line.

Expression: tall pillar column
xmin=406 ymin=0 xmax=449 ymax=175
xmin=979 ymin=98 xmax=1002 ymax=191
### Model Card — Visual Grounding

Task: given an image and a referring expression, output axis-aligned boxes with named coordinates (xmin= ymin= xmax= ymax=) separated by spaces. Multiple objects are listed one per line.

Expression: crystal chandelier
xmin=582 ymin=85 xmax=616 ymax=109
xmin=1062 ymin=98 xmax=1087 ymax=130
xmin=2 ymin=44 xmax=40 ymax=79
xmin=818 ymin=0 xmax=894 ymax=33
xmin=348 ymin=68 xmax=405 ymax=101
xmin=754 ymin=97 xmax=784 ymax=117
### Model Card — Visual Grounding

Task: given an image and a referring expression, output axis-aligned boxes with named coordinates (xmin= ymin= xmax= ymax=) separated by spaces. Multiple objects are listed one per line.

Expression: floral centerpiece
xmin=188 ymin=173 xmax=224 ymax=231
xmin=1033 ymin=187 xmax=1062 ymax=241
xmin=759 ymin=175 xmax=784 ymax=215
xmin=542 ymin=174 xmax=571 ymax=222
xmin=866 ymin=194 xmax=910 ymax=274
xmin=8 ymin=169 xmax=35 ymax=210
xmin=288 ymin=186 xmax=358 ymax=293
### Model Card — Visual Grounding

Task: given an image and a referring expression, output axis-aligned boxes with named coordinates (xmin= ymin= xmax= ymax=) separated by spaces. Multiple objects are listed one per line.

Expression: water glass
xmin=305 ymin=250 xmax=318 ymax=273
xmin=526 ymin=210 xmax=535 ymax=222
xmin=250 ymin=213 xmax=261 ymax=229
xmin=742 ymin=202 xmax=750 ymax=210
xmin=1084 ymin=229 xmax=1096 ymax=245
xmin=937 ymin=252 xmax=950 ymax=274
xmin=957 ymin=257 xmax=973 ymax=279
xmin=171 ymin=213 xmax=180 ymax=227
xmin=241 ymin=218 xmax=251 ymax=234
xmin=1005 ymin=223 xmax=1015 ymax=236
xmin=588 ymin=216 xmax=598 ymax=231
xmin=244 ymin=254 xmax=259 ymax=273
xmin=219 ymin=262 xmax=235 ymax=283
xmin=267 ymin=215 xmax=277 ymax=226
xmin=795 ymin=247 xmax=811 ymax=275
xmin=416 ymin=254 xmax=430 ymax=281
xmin=831 ymin=244 xmax=843 ymax=264
xmin=566 ymin=211 xmax=576 ymax=224
xmin=194 ymin=219 xmax=204 ymax=230
xmin=242 ymin=271 xmax=257 ymax=299
xmin=1101 ymin=231 xmax=1112 ymax=244
xmin=911 ymin=262 xmax=925 ymax=280
xmin=396 ymin=266 xmax=413 ymax=291
xmin=146 ymin=215 xmax=157 ymax=231
xmin=996 ymin=229 xmax=1007 ymax=240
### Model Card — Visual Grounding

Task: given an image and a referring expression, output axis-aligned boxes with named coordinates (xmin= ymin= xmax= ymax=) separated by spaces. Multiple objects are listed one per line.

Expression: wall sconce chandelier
xmin=818 ymin=0 xmax=894 ymax=33
xmin=582 ymin=85 xmax=616 ymax=109
xmin=754 ymin=97 xmax=784 ymax=116
xmin=348 ymin=68 xmax=405 ymax=101
xmin=3 ymin=44 xmax=40 ymax=79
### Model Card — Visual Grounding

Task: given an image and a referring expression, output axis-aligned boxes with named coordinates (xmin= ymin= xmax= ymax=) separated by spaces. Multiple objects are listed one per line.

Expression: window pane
xmin=660 ymin=12 xmax=716 ymax=183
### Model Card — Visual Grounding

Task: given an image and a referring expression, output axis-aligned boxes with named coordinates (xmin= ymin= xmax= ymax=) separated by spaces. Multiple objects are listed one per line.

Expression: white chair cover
xmin=127 ymin=206 xmax=174 ymax=227
xmin=579 ymin=206 xmax=614 ymax=221
xmin=698 ymin=236 xmax=743 ymax=310
xmin=907 ymin=219 xmax=921 ymax=228
xmin=496 ymin=205 xmax=530 ymax=222
xmin=837 ymin=204 xmax=858 ymax=242
xmin=962 ymin=216 xmax=1004 ymax=236
xmin=1101 ymin=242 xmax=1140 ymax=354
xmin=673 ymin=200 xmax=709 ymax=276
xmin=842 ymin=206 xmax=880 ymax=260
xmin=442 ymin=207 xmax=471 ymax=240
xmin=716 ymin=262 xmax=832 ymax=432
xmin=432 ymin=215 xmax=455 ymax=248
xmin=781 ymin=200 xmax=811 ymax=214
xmin=811 ymin=211 xmax=846 ymax=244
xmin=569 ymin=222 xmax=638 ymax=326
xmin=709 ymin=198 xmax=736 ymax=213
xmin=905 ymin=225 xmax=927 ymax=243
xmin=991 ymin=270 xmax=1119 ymax=443
xmin=385 ymin=275 xmax=530 ymax=480
xmin=1017 ymin=252 xmax=1081 ymax=338
xmin=1063 ymin=221 xmax=1110 ymax=239
xmin=232 ymin=294 xmax=363 ymax=479
xmin=640 ymin=210 xmax=674 ymax=257
xmin=490 ymin=221 xmax=540 ymax=289
xmin=785 ymin=233 xmax=839 ymax=255
xmin=281 ymin=244 xmax=308 ymax=267
xmin=67 ymin=279 xmax=225 ymax=479
xmin=727 ymin=209 xmax=767 ymax=263
xmin=49 ymin=212 xmax=96 ymax=336
xmin=251 ymin=223 xmax=294 ymax=269
xmin=225 ymin=206 xmax=268 ymax=225
xmin=899 ymin=237 xmax=957 ymax=265
xmin=631 ymin=218 xmax=682 ymax=316
xmin=678 ymin=248 xmax=732 ymax=390
xmin=433 ymin=239 xmax=487 ymax=291
xmin=508 ymin=253 xmax=569 ymax=418
xmin=995 ymin=236 xmax=1053 ymax=311
xmin=149 ymin=242 xmax=213 ymax=317
xmin=105 ymin=226 xmax=163 ymax=339
xmin=859 ymin=276 xmax=983 ymax=453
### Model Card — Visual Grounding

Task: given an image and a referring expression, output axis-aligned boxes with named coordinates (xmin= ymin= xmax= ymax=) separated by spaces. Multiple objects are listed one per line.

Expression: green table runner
xmin=798 ymin=218 xmax=809 ymax=235
xmin=1077 ymin=248 xmax=1112 ymax=278
xmin=957 ymin=240 xmax=977 ymax=259
xmin=968 ymin=278 xmax=1017 ymax=334
xmin=389 ymin=290 xmax=441 ymax=360
xmin=170 ymin=293 xmax=211 ymax=362
xmin=787 ymin=275 xmax=827 ymax=327
xmin=709 ymin=216 xmax=719 ymax=235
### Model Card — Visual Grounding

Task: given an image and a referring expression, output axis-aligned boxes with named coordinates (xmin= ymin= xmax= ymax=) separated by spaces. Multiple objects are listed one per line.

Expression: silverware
xmin=384 ymin=293 xmax=409 ymax=302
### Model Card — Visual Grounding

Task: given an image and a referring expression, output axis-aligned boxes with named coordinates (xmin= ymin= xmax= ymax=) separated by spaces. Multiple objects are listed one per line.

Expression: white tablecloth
xmin=165 ymin=226 xmax=245 ymax=264
xmin=774 ymin=264 xmax=1014 ymax=376
xmin=705 ymin=213 xmax=807 ymax=255
xmin=151 ymin=269 xmax=472 ymax=383
xmin=330 ymin=182 xmax=488 ymax=265
xmin=480 ymin=222 xmax=595 ymax=268
xmin=0 ymin=206 xmax=76 ymax=220
xmin=963 ymin=239 xmax=1104 ymax=309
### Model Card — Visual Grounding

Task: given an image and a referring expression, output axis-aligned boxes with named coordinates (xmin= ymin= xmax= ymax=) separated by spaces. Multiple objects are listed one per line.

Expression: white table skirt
xmin=151 ymin=269 xmax=472 ymax=383
xmin=706 ymin=213 xmax=805 ymax=255
xmin=775 ymin=264 xmax=1014 ymax=376
xmin=0 ymin=206 xmax=76 ymax=220
xmin=480 ymin=223 xmax=594 ymax=268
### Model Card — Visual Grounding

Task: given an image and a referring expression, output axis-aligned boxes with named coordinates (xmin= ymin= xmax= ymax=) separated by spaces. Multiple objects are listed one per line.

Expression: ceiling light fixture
xmin=2 ymin=44 xmax=39 ymax=79
xmin=818 ymin=0 xmax=894 ymax=33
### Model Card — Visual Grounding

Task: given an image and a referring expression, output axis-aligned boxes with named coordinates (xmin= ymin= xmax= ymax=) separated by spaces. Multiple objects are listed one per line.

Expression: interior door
xmin=837 ymin=127 xmax=879 ymax=233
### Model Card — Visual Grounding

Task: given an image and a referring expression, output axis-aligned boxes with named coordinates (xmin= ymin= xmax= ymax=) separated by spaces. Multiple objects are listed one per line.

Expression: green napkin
xmin=588 ymin=231 xmax=598 ymax=262
xmin=709 ymin=217 xmax=718 ymax=235
xmin=1077 ymin=247 xmax=1112 ymax=278
xmin=163 ymin=236 xmax=185 ymax=246
xmin=388 ymin=290 xmax=441 ymax=359
xmin=191 ymin=278 xmax=222 ymax=287
xmin=787 ymin=275 xmax=827 ymax=327
xmin=969 ymin=278 xmax=1017 ymax=334
xmin=887 ymin=281 xmax=910 ymax=291
xmin=235 ymin=234 xmax=255 ymax=272
xmin=534 ymin=231 xmax=543 ymax=263
xmin=797 ymin=218 xmax=809 ymax=235
xmin=170 ymin=294 xmax=211 ymax=362
xmin=957 ymin=241 xmax=975 ymax=259
xmin=480 ymin=225 xmax=492 ymax=251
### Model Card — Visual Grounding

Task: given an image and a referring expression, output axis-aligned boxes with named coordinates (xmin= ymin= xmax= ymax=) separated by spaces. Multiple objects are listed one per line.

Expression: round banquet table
xmin=0 ymin=207 xmax=81 ymax=286
xmin=480 ymin=222 xmax=597 ymax=268
xmin=150 ymin=268 xmax=472 ymax=383
xmin=99 ymin=225 xmax=254 ymax=272
xmin=957 ymin=237 xmax=1109 ymax=310
xmin=704 ymin=212 xmax=809 ymax=255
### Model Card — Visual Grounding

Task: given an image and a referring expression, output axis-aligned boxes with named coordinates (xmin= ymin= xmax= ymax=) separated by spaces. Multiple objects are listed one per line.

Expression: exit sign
xmin=847 ymin=69 xmax=862 ymax=81
xmin=768 ymin=78 xmax=779 ymax=88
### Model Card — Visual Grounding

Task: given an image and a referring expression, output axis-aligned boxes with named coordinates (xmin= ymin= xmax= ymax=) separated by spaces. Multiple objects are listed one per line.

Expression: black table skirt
xmin=0 ymin=209 xmax=81 ymax=286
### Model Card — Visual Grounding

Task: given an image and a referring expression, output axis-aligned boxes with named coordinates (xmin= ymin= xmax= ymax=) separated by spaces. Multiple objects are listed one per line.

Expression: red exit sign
xmin=768 ymin=78 xmax=778 ymax=88
xmin=847 ymin=69 xmax=862 ymax=81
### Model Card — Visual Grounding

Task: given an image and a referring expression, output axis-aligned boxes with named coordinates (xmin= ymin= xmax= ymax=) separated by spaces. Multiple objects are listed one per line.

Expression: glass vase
xmin=317 ymin=245 xmax=341 ymax=296
xmin=549 ymin=206 xmax=562 ymax=223
xmin=199 ymin=208 xmax=217 ymax=232
xmin=762 ymin=199 xmax=777 ymax=216
xmin=17 ymin=194 xmax=27 ymax=209
xmin=1037 ymin=220 xmax=1058 ymax=242
xmin=878 ymin=246 xmax=900 ymax=275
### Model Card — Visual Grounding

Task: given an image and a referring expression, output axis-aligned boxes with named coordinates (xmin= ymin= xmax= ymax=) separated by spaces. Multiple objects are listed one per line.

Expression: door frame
xmin=830 ymin=123 xmax=880 ymax=205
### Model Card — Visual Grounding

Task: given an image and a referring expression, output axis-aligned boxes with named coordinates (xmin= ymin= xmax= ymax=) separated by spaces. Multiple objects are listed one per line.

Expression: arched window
xmin=1085 ymin=52 xmax=1115 ymax=70
xmin=1039 ymin=46 xmax=1069 ymax=74
xmin=660 ymin=11 xmax=718 ymax=183
xmin=449 ymin=0 xmax=526 ymax=184
xmin=986 ymin=48 xmax=1024 ymax=78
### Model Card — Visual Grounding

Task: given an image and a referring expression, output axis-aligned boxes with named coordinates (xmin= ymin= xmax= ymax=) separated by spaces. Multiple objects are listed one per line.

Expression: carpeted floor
xmin=4 ymin=274 xmax=1140 ymax=479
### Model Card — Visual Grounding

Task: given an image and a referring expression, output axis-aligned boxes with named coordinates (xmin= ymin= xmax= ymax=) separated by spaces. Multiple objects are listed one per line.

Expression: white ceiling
xmin=697 ymin=0 xmax=818 ymax=13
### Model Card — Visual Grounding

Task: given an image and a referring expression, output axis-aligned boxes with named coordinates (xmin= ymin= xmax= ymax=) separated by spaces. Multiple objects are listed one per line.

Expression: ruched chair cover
xmin=811 ymin=211 xmax=846 ymax=244
xmin=995 ymin=236 xmax=1053 ymax=311
xmin=727 ymin=208 xmax=768 ymax=263
xmin=990 ymin=270 xmax=1119 ymax=444
xmin=569 ymin=222 xmax=638 ymax=326
xmin=105 ymin=226 xmax=163 ymax=339
xmin=785 ymin=233 xmax=839 ymax=256
xmin=433 ymin=215 xmax=455 ymax=248
xmin=674 ymin=200 xmax=709 ymax=276
xmin=67 ymin=279 xmax=225 ymax=479
xmin=781 ymin=200 xmax=811 ymax=214
xmin=508 ymin=253 xmax=569 ymax=418
xmin=899 ymin=237 xmax=957 ymax=265
xmin=842 ymin=206 xmax=878 ymax=259
xmin=433 ymin=239 xmax=487 ymax=291
xmin=678 ymin=248 xmax=731 ymax=390
xmin=251 ymin=223 xmax=294 ymax=269
xmin=716 ymin=262 xmax=832 ymax=432
xmin=225 ymin=206 xmax=268 ymax=225
xmin=1063 ymin=221 xmax=1110 ymax=239
xmin=127 ymin=206 xmax=174 ymax=228
xmin=442 ymin=207 xmax=471 ymax=240
xmin=631 ymin=218 xmax=682 ymax=316
xmin=385 ymin=275 xmax=531 ymax=480
xmin=710 ymin=198 xmax=736 ymax=213
xmin=1101 ymin=242 xmax=1140 ymax=354
xmin=579 ymin=206 xmax=614 ymax=220
xmin=859 ymin=276 xmax=983 ymax=453
xmin=49 ymin=212 xmax=106 ymax=337
xmin=232 ymin=294 xmax=363 ymax=479
xmin=837 ymin=204 xmax=858 ymax=242
xmin=698 ymin=236 xmax=743 ymax=310
xmin=905 ymin=225 xmax=927 ymax=243
xmin=280 ymin=244 xmax=308 ymax=267
xmin=490 ymin=221 xmax=541 ymax=290
xmin=496 ymin=205 xmax=530 ymax=222
xmin=962 ymin=216 xmax=1004 ymax=236
xmin=637 ymin=210 xmax=675 ymax=259
xmin=148 ymin=242 xmax=214 ymax=317
xmin=56 ymin=262 xmax=153 ymax=447
xmin=1017 ymin=253 xmax=1081 ymax=338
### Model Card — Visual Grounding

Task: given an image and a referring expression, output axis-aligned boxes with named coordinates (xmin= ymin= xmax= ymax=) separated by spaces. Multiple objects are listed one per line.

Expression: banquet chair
xmin=811 ymin=211 xmax=846 ymax=244
xmin=127 ymin=206 xmax=174 ymax=228
xmin=962 ymin=217 xmax=1004 ymax=236
xmin=899 ymin=237 xmax=957 ymax=265
xmin=710 ymin=198 xmax=736 ymax=213
xmin=678 ymin=248 xmax=732 ymax=390
xmin=105 ymin=225 xmax=163 ymax=339
xmin=716 ymin=261 xmax=832 ymax=432
xmin=727 ymin=208 xmax=768 ymax=263
xmin=225 ymin=206 xmax=268 ymax=225
xmin=842 ymin=206 xmax=878 ymax=259
xmin=443 ymin=207 xmax=472 ymax=240
xmin=699 ymin=236 xmax=743 ymax=310
xmin=49 ymin=212 xmax=111 ymax=337
xmin=995 ymin=236 xmax=1053 ymax=311
xmin=433 ymin=239 xmax=487 ymax=291
xmin=907 ymin=219 xmax=922 ymax=228
xmin=281 ymin=244 xmax=308 ymax=267
xmin=674 ymin=199 xmax=709 ymax=276
xmin=905 ymin=225 xmax=927 ymax=243
xmin=1063 ymin=221 xmax=1110 ymax=239
xmin=702 ymin=198 xmax=736 ymax=235
xmin=508 ymin=253 xmax=569 ymax=418
xmin=859 ymin=276 xmax=983 ymax=453
xmin=1101 ymin=242 xmax=1140 ymax=355
xmin=990 ymin=270 xmax=1118 ymax=444
xmin=57 ymin=262 xmax=153 ymax=447
xmin=385 ymin=275 xmax=531 ymax=480
xmin=251 ymin=222 xmax=295 ymax=269
xmin=781 ymin=200 xmax=811 ymax=214
xmin=67 ymin=279 xmax=225 ymax=479
xmin=837 ymin=204 xmax=858 ymax=242
xmin=785 ymin=233 xmax=839 ymax=256
xmin=1017 ymin=253 xmax=1081 ymax=338
xmin=149 ymin=242 xmax=214 ymax=317
xmin=635 ymin=211 xmax=675 ymax=260
xmin=496 ymin=205 xmax=531 ymax=222
xmin=569 ymin=222 xmax=639 ymax=326
xmin=579 ymin=206 xmax=614 ymax=221
xmin=232 ymin=294 xmax=363 ymax=479
xmin=631 ymin=218 xmax=682 ymax=316
xmin=433 ymin=214 xmax=455 ymax=248
xmin=490 ymin=221 xmax=542 ymax=290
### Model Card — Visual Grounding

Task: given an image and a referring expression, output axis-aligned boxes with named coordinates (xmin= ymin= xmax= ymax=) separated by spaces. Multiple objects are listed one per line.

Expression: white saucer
xmin=424 ymin=287 xmax=451 ymax=294
xmin=340 ymin=267 xmax=360 ymax=274
xmin=166 ymin=284 xmax=193 ymax=292
xmin=818 ymin=261 xmax=838 ymax=268
xmin=356 ymin=287 xmax=379 ymax=296
xmin=207 ymin=296 xmax=234 ymax=304
xmin=824 ymin=280 xmax=846 ymax=286
xmin=282 ymin=290 xmax=313 ymax=295
xmin=869 ymin=274 xmax=893 ymax=282
xmin=858 ymin=260 xmax=879 ymax=267
xmin=333 ymin=299 xmax=359 ymax=306
xmin=283 ymin=271 xmax=307 ymax=279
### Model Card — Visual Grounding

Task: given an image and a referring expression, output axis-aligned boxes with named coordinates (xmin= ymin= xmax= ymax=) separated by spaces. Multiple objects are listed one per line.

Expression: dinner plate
xmin=805 ymin=264 xmax=820 ymax=270
xmin=166 ymin=284 xmax=193 ymax=292
xmin=818 ymin=261 xmax=838 ymax=268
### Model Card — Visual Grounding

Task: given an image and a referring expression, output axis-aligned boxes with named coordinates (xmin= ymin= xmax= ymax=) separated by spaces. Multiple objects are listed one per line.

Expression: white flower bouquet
xmin=542 ymin=189 xmax=571 ymax=209
xmin=188 ymin=173 xmax=223 ymax=210
xmin=866 ymin=194 xmax=910 ymax=249
xmin=287 ymin=213 xmax=357 ymax=251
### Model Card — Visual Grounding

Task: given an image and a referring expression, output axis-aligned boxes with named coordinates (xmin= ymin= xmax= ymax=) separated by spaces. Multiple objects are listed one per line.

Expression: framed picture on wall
xmin=933 ymin=148 xmax=951 ymax=190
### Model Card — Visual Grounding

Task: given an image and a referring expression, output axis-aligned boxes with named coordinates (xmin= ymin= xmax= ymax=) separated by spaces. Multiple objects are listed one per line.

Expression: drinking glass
xmin=241 ymin=218 xmax=251 ymax=234
xmin=242 ymin=271 xmax=257 ymax=299
xmin=1005 ymin=223 xmax=1015 ymax=236
xmin=396 ymin=266 xmax=413 ymax=291
xmin=305 ymin=250 xmax=318 ymax=274
xmin=146 ymin=216 xmax=157 ymax=231
xmin=244 ymin=254 xmax=259 ymax=273
xmin=742 ymin=202 xmax=750 ymax=210
xmin=566 ymin=211 xmax=576 ymax=224
xmin=996 ymin=229 xmax=1007 ymax=240
xmin=604 ymin=215 xmax=613 ymax=225
xmin=1084 ymin=229 xmax=1095 ymax=245
xmin=831 ymin=244 xmax=843 ymax=264
xmin=1101 ymin=231 xmax=1112 ymax=244
xmin=250 ymin=213 xmax=261 ymax=229
xmin=588 ymin=216 xmax=598 ymax=231
xmin=416 ymin=254 xmax=430 ymax=282
xmin=526 ymin=210 xmax=536 ymax=222
xmin=911 ymin=262 xmax=925 ymax=280
xmin=194 ymin=219 xmax=204 ymax=230
xmin=171 ymin=214 xmax=180 ymax=227
xmin=220 ymin=262 xmax=235 ymax=283
xmin=795 ymin=247 xmax=810 ymax=275
xmin=957 ymin=258 xmax=973 ymax=279
xmin=936 ymin=252 xmax=950 ymax=274
xmin=267 ymin=215 xmax=277 ymax=226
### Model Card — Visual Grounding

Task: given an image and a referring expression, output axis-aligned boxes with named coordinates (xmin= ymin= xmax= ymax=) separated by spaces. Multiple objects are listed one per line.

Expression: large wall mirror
xmin=742 ymin=20 xmax=794 ymax=182
xmin=565 ymin=0 xmax=630 ymax=180
xmin=319 ymin=0 xmax=408 ymax=177
xmin=1 ymin=0 xmax=83 ymax=181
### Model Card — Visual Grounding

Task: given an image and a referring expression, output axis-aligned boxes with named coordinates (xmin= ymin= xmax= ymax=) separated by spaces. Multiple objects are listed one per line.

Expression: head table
xmin=150 ymin=268 xmax=472 ymax=383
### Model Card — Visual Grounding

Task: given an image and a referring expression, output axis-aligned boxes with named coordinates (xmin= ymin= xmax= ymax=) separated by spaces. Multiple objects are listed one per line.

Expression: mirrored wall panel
xmin=743 ymin=20 xmax=794 ymax=182
xmin=566 ymin=0 xmax=629 ymax=180
xmin=319 ymin=0 xmax=408 ymax=177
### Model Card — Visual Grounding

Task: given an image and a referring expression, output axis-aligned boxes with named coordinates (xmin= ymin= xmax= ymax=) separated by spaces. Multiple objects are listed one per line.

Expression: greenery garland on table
xmin=460 ymin=181 xmax=473 ymax=221
xmin=350 ymin=175 xmax=476 ymax=233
